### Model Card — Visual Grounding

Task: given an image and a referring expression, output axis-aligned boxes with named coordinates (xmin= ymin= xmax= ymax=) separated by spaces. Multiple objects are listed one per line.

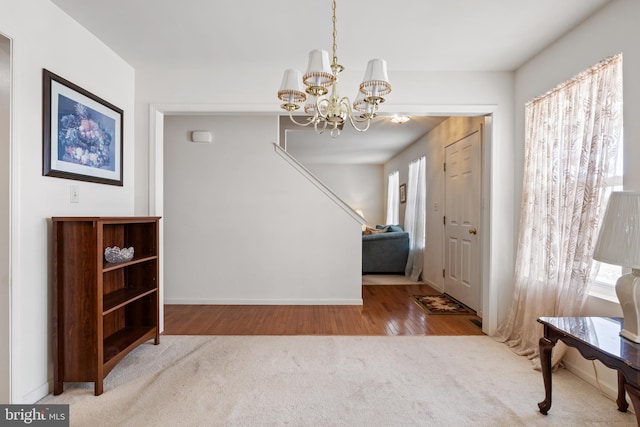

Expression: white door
xmin=444 ymin=131 xmax=481 ymax=311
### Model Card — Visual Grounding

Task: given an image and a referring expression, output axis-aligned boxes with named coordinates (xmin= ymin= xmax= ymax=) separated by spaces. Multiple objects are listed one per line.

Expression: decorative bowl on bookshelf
xmin=104 ymin=246 xmax=134 ymax=263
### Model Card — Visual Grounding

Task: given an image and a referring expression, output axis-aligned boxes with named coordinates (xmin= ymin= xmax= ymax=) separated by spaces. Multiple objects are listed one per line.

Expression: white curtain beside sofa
xmin=404 ymin=157 xmax=426 ymax=281
xmin=386 ymin=170 xmax=399 ymax=225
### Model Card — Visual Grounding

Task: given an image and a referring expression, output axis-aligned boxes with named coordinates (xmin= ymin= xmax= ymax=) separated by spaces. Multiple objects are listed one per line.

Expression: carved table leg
xmin=617 ymin=372 xmax=629 ymax=412
xmin=623 ymin=383 xmax=640 ymax=425
xmin=538 ymin=337 xmax=555 ymax=415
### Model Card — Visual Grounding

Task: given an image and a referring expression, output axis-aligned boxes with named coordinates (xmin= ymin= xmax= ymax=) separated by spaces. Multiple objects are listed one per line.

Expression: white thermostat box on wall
xmin=191 ymin=131 xmax=213 ymax=143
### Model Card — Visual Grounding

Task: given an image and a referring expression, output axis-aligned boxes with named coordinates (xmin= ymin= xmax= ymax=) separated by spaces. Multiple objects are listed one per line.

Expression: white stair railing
xmin=273 ymin=143 xmax=366 ymax=226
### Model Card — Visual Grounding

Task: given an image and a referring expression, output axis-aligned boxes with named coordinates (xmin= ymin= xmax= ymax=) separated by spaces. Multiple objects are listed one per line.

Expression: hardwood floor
xmin=163 ymin=283 xmax=484 ymax=336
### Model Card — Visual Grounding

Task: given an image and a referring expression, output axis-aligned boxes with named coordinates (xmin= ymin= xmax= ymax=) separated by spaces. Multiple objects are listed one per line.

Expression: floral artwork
xmin=57 ymin=96 xmax=116 ymax=171
xmin=43 ymin=69 xmax=123 ymax=186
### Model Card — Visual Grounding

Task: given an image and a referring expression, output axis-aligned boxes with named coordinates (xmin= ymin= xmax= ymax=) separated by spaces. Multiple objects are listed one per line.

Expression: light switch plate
xmin=70 ymin=185 xmax=79 ymax=203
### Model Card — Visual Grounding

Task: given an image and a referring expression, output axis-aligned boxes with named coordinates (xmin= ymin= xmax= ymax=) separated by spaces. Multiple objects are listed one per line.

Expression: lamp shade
xmin=359 ymin=59 xmax=391 ymax=97
xmin=593 ymin=191 xmax=640 ymax=269
xmin=277 ymin=69 xmax=306 ymax=104
xmin=353 ymin=91 xmax=373 ymax=114
xmin=302 ymin=49 xmax=335 ymax=89
xmin=304 ymin=95 xmax=317 ymax=115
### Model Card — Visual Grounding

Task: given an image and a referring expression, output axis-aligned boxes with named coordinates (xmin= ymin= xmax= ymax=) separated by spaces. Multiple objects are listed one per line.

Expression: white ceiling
xmin=50 ymin=0 xmax=611 ymax=72
xmin=50 ymin=0 xmax=612 ymax=164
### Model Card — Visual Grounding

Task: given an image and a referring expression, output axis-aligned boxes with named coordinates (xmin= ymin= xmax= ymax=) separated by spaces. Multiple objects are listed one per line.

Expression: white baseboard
xmin=164 ymin=298 xmax=363 ymax=305
xmin=562 ymin=356 xmax=627 ymax=410
xmin=23 ymin=381 xmax=50 ymax=404
xmin=422 ymin=278 xmax=443 ymax=293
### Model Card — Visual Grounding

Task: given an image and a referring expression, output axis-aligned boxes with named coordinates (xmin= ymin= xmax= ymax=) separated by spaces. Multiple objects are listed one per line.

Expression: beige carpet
xmin=40 ymin=335 xmax=634 ymax=427
xmin=362 ymin=274 xmax=423 ymax=285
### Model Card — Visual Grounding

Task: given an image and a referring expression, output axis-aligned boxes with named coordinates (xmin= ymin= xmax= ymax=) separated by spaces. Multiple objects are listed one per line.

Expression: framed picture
xmin=43 ymin=69 xmax=123 ymax=186
xmin=400 ymin=183 xmax=406 ymax=203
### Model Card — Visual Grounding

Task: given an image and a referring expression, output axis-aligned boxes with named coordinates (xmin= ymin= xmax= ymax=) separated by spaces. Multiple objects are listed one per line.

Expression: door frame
xmin=1 ymin=31 xmax=12 ymax=403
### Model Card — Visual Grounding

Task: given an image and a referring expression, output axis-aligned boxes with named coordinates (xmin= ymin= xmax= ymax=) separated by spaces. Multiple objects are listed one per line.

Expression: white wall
xmin=0 ymin=33 xmax=10 ymax=404
xmin=513 ymin=0 xmax=640 ymax=401
xmin=0 ymin=0 xmax=136 ymax=403
xmin=305 ymin=163 xmax=384 ymax=227
xmin=163 ymin=115 xmax=362 ymax=304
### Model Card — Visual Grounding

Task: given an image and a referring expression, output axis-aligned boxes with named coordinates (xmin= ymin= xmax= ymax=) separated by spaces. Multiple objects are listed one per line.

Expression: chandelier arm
xmin=347 ymin=114 xmax=372 ymax=132
xmin=340 ymin=97 xmax=376 ymax=123
xmin=317 ymin=97 xmax=331 ymax=119
xmin=336 ymin=97 xmax=372 ymax=124
xmin=314 ymin=117 xmax=328 ymax=134
xmin=287 ymin=109 xmax=317 ymax=127
xmin=340 ymin=98 xmax=372 ymax=132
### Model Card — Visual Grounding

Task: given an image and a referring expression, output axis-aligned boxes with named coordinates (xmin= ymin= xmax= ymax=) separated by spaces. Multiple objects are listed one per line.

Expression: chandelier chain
xmin=332 ymin=0 xmax=338 ymax=69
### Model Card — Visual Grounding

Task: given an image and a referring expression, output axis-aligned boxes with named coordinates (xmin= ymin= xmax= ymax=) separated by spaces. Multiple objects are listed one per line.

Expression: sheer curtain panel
xmin=493 ymin=54 xmax=623 ymax=368
xmin=404 ymin=157 xmax=426 ymax=281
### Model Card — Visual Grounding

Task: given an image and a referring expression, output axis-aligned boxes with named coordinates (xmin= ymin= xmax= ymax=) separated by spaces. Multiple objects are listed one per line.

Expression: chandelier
xmin=277 ymin=0 xmax=391 ymax=138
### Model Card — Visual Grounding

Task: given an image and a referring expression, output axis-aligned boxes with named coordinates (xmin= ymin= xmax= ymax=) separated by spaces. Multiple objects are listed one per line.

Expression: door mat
xmin=411 ymin=294 xmax=475 ymax=315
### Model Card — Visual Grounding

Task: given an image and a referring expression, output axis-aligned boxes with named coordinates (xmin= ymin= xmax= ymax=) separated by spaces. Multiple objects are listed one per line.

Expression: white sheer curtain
xmin=386 ymin=170 xmax=399 ymax=225
xmin=494 ymin=54 xmax=623 ymax=368
xmin=404 ymin=157 xmax=426 ymax=281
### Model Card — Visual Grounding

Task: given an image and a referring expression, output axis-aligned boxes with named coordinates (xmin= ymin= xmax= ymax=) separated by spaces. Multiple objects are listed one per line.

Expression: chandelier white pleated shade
xmin=359 ymin=59 xmax=392 ymax=98
xmin=302 ymin=49 xmax=335 ymax=90
xmin=277 ymin=69 xmax=306 ymax=107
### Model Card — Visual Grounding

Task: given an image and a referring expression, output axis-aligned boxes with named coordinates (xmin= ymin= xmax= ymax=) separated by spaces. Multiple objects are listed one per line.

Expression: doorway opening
xmin=150 ymin=105 xmax=498 ymax=335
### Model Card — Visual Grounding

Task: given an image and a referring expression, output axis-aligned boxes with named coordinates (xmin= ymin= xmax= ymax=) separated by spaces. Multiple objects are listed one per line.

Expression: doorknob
xmin=469 ymin=228 xmax=477 ymax=235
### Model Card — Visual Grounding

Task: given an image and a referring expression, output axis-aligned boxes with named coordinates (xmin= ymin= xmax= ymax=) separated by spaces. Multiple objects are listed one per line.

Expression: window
xmin=386 ymin=170 xmax=399 ymax=225
xmin=591 ymin=134 xmax=624 ymax=300
xmin=404 ymin=157 xmax=426 ymax=280
xmin=494 ymin=54 xmax=623 ymax=357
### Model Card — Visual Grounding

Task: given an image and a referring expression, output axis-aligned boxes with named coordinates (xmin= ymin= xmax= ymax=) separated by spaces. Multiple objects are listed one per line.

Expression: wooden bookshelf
xmin=52 ymin=216 xmax=160 ymax=395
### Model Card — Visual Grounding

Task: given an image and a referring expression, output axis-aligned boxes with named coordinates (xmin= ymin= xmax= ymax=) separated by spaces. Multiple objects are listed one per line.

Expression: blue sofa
xmin=362 ymin=225 xmax=410 ymax=274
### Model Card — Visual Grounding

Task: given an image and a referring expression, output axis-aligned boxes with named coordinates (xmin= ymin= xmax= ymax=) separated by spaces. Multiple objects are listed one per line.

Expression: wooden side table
xmin=538 ymin=317 xmax=640 ymax=424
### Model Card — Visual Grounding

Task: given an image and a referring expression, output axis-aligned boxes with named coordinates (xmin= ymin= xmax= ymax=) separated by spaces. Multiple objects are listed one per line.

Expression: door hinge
xmin=443 ymin=162 xmax=446 ymax=172
xmin=442 ymin=269 xmax=446 ymax=278
xmin=443 ymin=216 xmax=446 ymax=225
